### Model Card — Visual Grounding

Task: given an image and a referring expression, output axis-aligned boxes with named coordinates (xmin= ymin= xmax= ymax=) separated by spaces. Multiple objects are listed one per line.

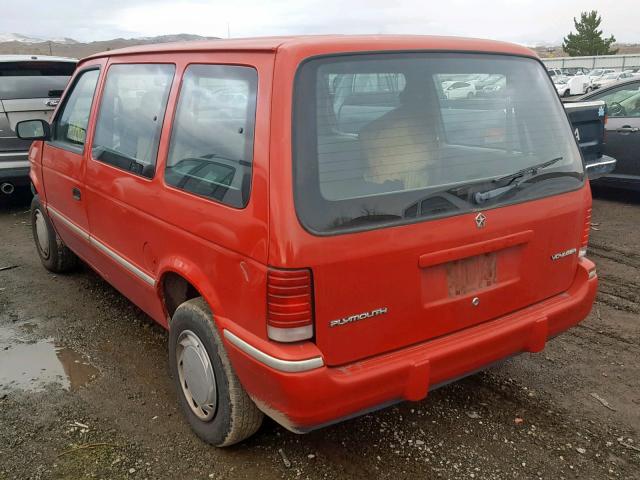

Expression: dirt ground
xmin=0 ymin=186 xmax=638 ymax=480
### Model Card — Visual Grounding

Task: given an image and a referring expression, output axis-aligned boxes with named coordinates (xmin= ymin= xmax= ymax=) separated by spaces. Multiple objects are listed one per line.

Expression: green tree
xmin=562 ymin=10 xmax=618 ymax=56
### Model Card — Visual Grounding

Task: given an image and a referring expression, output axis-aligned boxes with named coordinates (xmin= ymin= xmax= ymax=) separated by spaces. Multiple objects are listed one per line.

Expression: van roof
xmin=83 ymin=35 xmax=537 ymax=61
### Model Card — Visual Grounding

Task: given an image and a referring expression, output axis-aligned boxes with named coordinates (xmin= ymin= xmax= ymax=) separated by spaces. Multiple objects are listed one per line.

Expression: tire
xmin=169 ymin=297 xmax=263 ymax=446
xmin=31 ymin=195 xmax=78 ymax=273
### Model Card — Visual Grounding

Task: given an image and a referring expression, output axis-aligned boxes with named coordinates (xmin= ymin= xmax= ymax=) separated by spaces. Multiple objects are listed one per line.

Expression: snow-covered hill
xmin=0 ymin=33 xmax=47 ymax=43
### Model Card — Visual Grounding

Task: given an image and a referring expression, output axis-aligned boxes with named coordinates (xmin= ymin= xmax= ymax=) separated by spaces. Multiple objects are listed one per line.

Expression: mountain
xmin=49 ymin=37 xmax=80 ymax=45
xmin=0 ymin=33 xmax=219 ymax=58
xmin=0 ymin=33 xmax=47 ymax=43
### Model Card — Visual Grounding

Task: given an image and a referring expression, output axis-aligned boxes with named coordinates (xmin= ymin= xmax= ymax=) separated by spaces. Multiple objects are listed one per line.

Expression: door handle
xmin=617 ymin=125 xmax=639 ymax=133
xmin=72 ymin=187 xmax=81 ymax=201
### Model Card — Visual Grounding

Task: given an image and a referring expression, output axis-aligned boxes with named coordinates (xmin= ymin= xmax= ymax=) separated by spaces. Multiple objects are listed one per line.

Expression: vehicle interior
xmin=313 ymin=58 xmax=576 ymax=203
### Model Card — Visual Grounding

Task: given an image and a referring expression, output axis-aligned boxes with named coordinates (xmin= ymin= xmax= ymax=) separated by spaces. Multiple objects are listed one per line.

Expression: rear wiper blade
xmin=473 ymin=156 xmax=563 ymax=205
xmin=494 ymin=156 xmax=563 ymax=184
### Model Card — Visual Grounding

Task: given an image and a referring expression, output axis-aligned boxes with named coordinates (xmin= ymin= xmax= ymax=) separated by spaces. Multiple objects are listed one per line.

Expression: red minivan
xmin=16 ymin=36 xmax=598 ymax=446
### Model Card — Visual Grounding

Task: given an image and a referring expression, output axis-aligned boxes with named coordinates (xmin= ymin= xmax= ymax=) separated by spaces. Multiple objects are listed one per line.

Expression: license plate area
xmin=446 ymin=253 xmax=497 ymax=297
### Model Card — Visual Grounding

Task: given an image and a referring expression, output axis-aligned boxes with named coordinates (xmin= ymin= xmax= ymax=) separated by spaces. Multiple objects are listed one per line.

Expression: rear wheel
xmin=30 ymin=196 xmax=78 ymax=273
xmin=168 ymin=297 xmax=263 ymax=446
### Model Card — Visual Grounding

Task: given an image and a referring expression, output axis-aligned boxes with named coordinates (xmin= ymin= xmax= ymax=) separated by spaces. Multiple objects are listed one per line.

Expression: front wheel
xmin=30 ymin=196 xmax=78 ymax=273
xmin=169 ymin=297 xmax=263 ymax=447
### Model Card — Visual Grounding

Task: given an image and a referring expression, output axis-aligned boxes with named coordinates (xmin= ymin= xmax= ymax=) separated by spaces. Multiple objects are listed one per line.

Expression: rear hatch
xmin=292 ymin=52 xmax=587 ymax=366
xmin=0 ymin=60 xmax=75 ymax=153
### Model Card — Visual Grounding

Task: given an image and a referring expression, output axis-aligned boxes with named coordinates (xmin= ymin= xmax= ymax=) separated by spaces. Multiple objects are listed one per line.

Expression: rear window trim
xmin=291 ymin=49 xmax=585 ymax=237
xmin=47 ymin=66 xmax=101 ymax=156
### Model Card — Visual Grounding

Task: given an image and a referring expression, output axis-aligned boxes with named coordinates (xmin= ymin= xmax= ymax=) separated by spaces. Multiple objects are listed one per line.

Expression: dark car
xmin=572 ymin=79 xmax=640 ymax=190
xmin=0 ymin=55 xmax=76 ymax=195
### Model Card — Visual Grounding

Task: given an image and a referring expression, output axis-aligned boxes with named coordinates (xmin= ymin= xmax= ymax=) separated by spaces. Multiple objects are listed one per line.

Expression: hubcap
xmin=34 ymin=209 xmax=50 ymax=258
xmin=176 ymin=330 xmax=217 ymax=421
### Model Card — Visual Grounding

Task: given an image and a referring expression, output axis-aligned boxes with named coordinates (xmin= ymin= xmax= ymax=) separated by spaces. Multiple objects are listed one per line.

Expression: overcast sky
xmin=1 ymin=0 xmax=634 ymax=45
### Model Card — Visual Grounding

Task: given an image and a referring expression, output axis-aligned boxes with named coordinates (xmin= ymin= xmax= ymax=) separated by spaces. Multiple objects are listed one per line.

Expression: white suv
xmin=0 ymin=55 xmax=76 ymax=195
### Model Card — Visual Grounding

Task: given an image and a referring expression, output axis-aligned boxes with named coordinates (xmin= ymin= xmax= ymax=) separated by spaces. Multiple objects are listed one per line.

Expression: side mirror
xmin=16 ymin=119 xmax=51 ymax=141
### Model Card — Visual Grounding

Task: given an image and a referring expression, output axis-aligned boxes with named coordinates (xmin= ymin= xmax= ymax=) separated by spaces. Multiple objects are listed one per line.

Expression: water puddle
xmin=0 ymin=322 xmax=99 ymax=393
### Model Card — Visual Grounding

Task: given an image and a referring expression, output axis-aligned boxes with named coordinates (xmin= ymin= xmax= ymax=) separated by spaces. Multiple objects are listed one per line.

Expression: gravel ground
xmin=0 ymin=187 xmax=639 ymax=480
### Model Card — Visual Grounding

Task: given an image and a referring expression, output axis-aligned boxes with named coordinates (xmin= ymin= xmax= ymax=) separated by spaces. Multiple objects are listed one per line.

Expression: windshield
xmin=293 ymin=52 xmax=584 ymax=234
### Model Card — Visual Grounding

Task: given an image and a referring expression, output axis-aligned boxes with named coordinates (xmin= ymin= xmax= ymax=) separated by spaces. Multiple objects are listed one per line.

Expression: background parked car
xmin=570 ymin=79 xmax=640 ymax=190
xmin=592 ymin=71 xmax=635 ymax=90
xmin=554 ymin=77 xmax=572 ymax=97
xmin=561 ymin=67 xmax=590 ymax=76
xmin=441 ymin=80 xmax=476 ymax=99
xmin=587 ymin=68 xmax=615 ymax=87
xmin=554 ymin=74 xmax=590 ymax=96
xmin=0 ymin=55 xmax=76 ymax=195
xmin=547 ymin=68 xmax=563 ymax=79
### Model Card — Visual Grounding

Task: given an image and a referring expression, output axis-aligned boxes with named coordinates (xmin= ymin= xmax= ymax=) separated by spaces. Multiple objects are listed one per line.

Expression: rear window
xmin=0 ymin=61 xmax=75 ymax=100
xmin=293 ymin=53 xmax=584 ymax=234
xmin=0 ymin=61 xmax=76 ymax=77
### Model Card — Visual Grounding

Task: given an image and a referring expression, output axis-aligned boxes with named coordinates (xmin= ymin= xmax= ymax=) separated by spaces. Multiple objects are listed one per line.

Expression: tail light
xmin=579 ymin=207 xmax=591 ymax=258
xmin=267 ymin=267 xmax=314 ymax=342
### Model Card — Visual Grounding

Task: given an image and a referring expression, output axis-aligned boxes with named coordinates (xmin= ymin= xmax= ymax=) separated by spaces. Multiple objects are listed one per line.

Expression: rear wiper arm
xmin=473 ymin=156 xmax=563 ymax=205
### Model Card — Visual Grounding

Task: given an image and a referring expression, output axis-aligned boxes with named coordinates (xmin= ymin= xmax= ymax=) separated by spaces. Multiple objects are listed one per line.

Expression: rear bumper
xmin=223 ymin=258 xmax=598 ymax=433
xmin=0 ymin=154 xmax=30 ymax=186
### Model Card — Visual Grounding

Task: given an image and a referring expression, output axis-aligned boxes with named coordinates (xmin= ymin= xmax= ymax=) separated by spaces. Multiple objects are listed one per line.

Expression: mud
xmin=0 ymin=187 xmax=639 ymax=479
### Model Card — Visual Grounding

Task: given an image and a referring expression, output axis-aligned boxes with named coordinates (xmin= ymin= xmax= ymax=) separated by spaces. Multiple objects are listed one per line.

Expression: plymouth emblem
xmin=475 ymin=212 xmax=486 ymax=229
xmin=329 ymin=307 xmax=388 ymax=328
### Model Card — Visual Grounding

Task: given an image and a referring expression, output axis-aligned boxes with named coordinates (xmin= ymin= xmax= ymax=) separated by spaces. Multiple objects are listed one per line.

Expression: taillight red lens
xmin=267 ymin=267 xmax=313 ymax=342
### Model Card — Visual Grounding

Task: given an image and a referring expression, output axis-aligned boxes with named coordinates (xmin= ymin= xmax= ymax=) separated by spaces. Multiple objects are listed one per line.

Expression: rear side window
xmin=165 ymin=65 xmax=257 ymax=208
xmin=52 ymin=69 xmax=100 ymax=148
xmin=294 ymin=53 xmax=584 ymax=234
xmin=92 ymin=64 xmax=174 ymax=179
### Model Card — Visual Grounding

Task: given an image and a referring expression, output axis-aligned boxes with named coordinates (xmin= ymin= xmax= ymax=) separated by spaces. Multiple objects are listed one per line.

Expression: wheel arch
xmin=156 ymin=257 xmax=224 ymax=328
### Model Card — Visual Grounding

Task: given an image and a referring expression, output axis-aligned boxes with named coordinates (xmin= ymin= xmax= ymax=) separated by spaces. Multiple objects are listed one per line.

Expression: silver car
xmin=0 ymin=55 xmax=76 ymax=195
